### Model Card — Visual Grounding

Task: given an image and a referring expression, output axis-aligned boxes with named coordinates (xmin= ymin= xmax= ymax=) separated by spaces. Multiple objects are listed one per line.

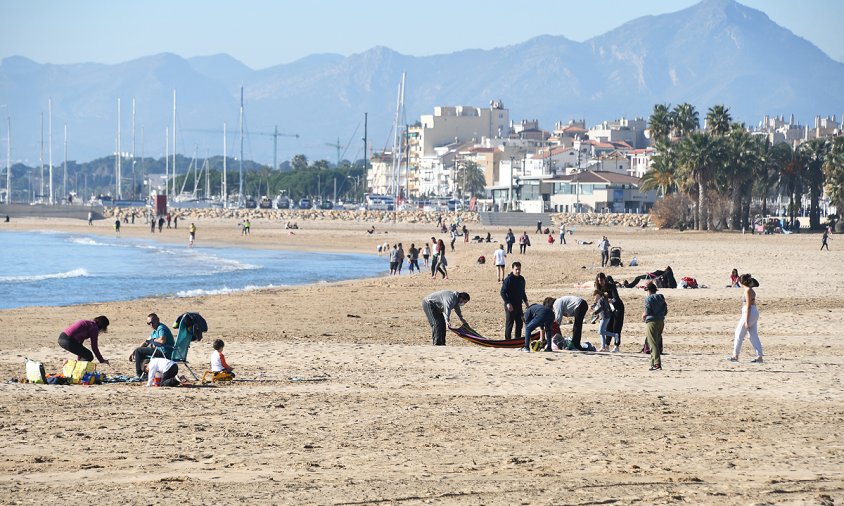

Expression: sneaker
xmin=519 ymin=347 xmax=530 ymax=352
xmin=728 ymin=356 xmax=739 ymax=362
xmin=751 ymin=357 xmax=763 ymax=363
xmin=597 ymin=347 xmax=608 ymax=352
xmin=649 ymin=365 xmax=662 ymax=371
xmin=611 ymin=346 xmax=620 ymax=353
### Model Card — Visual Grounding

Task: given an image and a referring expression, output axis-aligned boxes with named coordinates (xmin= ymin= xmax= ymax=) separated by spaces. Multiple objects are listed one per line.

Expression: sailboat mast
xmin=39 ymin=112 xmax=44 ymax=201
xmin=48 ymin=98 xmax=53 ymax=205
xmin=63 ymin=124 xmax=67 ymax=201
xmin=116 ymin=97 xmax=121 ymax=199
xmin=222 ymin=122 xmax=228 ymax=208
xmin=165 ymin=127 xmax=169 ymax=199
xmin=172 ymin=89 xmax=176 ymax=201
xmin=5 ymin=117 xmax=10 ymax=205
xmin=132 ymin=97 xmax=136 ymax=199
xmin=239 ymin=86 xmax=244 ymax=207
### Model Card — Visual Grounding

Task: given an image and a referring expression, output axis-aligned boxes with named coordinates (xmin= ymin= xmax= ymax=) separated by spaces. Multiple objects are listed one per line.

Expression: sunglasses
xmin=146 ymin=321 xmax=155 ymax=326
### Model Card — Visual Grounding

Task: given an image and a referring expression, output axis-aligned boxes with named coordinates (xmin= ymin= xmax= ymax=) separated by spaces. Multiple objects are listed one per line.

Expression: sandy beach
xmin=1 ymin=215 xmax=842 ymax=505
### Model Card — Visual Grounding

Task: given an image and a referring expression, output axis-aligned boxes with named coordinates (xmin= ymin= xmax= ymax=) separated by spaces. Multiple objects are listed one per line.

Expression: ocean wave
xmin=0 ymin=268 xmax=89 ymax=283
xmin=174 ymin=284 xmax=280 ymax=298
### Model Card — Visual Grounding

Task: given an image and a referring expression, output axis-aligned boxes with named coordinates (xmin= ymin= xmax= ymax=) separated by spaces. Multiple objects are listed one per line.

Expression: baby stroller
xmin=609 ymin=247 xmax=623 ymax=267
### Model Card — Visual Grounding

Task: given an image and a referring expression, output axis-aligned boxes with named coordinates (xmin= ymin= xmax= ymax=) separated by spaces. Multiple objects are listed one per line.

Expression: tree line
xmin=641 ymin=103 xmax=844 ymax=231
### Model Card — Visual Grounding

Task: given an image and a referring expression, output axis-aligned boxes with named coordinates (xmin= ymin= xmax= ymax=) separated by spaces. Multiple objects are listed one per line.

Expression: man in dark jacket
xmin=500 ymin=262 xmax=528 ymax=340
xmin=523 ymin=297 xmax=556 ymax=352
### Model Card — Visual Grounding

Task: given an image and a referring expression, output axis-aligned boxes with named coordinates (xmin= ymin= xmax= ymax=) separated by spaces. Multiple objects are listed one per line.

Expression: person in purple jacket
xmin=58 ymin=316 xmax=110 ymax=364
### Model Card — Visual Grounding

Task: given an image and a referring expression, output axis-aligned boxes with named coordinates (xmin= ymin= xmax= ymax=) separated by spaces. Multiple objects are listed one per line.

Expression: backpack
xmin=477 ymin=255 xmax=486 ymax=264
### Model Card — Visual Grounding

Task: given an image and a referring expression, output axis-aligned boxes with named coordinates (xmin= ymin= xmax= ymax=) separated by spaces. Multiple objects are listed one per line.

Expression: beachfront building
xmin=416 ymin=102 xmax=510 ymax=158
xmin=587 ymin=117 xmax=648 ymax=149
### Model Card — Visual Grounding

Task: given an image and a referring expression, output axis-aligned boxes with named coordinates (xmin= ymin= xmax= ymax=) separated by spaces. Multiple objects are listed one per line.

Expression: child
xmin=591 ymin=289 xmax=619 ymax=352
xmin=144 ymin=357 xmax=184 ymax=387
xmin=210 ymin=339 xmax=235 ymax=379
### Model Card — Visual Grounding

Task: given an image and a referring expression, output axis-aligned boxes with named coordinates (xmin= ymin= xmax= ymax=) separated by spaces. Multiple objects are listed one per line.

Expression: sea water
xmin=0 ymin=231 xmax=385 ymax=309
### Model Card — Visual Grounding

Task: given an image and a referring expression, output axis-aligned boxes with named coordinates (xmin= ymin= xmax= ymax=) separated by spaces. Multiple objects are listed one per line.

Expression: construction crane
xmin=324 ymin=123 xmax=361 ymax=167
xmin=252 ymin=126 xmax=299 ymax=171
xmin=182 ymin=125 xmax=298 ymax=170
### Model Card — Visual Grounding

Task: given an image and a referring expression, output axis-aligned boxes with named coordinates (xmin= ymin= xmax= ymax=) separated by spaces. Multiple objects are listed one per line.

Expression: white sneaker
xmin=597 ymin=347 xmax=608 ymax=352
xmin=611 ymin=346 xmax=619 ymax=353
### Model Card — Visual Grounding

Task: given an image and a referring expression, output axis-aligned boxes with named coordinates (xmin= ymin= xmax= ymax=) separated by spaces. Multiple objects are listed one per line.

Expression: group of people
xmin=422 ymin=259 xmax=765 ymax=370
xmin=56 ymin=313 xmax=234 ymax=386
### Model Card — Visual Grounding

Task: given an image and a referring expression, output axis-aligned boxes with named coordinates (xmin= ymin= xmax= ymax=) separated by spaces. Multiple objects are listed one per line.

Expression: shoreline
xmin=1 ymin=216 xmax=842 ymax=503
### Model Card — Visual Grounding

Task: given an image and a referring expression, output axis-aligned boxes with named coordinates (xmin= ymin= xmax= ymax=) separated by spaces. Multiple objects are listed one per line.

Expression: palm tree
xmin=823 ymin=136 xmax=844 ymax=223
xmin=648 ymin=103 xmax=673 ymax=145
xmin=705 ymin=105 xmax=732 ymax=136
xmin=775 ymin=143 xmax=806 ymax=229
xmin=672 ymin=103 xmax=700 ymax=138
xmin=640 ymin=144 xmax=678 ymax=196
xmin=721 ymin=125 xmax=761 ymax=230
xmin=800 ymin=138 xmax=828 ymax=230
xmin=677 ymin=132 xmax=722 ymax=230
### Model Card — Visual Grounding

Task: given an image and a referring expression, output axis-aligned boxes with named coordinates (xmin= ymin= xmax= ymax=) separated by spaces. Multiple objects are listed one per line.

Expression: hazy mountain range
xmin=1 ymin=0 xmax=843 ymax=166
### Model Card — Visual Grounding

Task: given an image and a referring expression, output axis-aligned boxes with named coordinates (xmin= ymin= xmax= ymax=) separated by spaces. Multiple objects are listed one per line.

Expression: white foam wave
xmin=0 ymin=268 xmax=89 ymax=283
xmin=174 ymin=284 xmax=279 ymax=298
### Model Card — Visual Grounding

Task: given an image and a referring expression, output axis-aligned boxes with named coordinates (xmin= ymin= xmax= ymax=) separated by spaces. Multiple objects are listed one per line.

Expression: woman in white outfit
xmin=730 ymin=273 xmax=763 ymax=363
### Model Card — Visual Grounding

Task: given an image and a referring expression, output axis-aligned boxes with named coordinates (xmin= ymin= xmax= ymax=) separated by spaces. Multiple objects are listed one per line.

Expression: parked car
xmin=319 ymin=200 xmax=334 ymax=210
xmin=298 ymin=198 xmax=312 ymax=209
xmin=276 ymin=196 xmax=290 ymax=209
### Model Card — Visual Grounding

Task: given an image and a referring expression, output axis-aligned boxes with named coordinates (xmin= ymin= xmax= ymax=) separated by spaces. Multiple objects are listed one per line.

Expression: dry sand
xmin=0 ymin=215 xmax=842 ymax=505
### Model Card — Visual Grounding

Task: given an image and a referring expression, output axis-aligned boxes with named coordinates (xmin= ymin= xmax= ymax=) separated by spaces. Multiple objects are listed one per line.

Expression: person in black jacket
xmin=500 ymin=262 xmax=528 ymax=340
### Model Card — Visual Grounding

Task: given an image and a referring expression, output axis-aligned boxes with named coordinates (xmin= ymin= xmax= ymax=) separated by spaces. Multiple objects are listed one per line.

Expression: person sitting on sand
xmin=209 ymin=339 xmax=235 ymax=379
xmin=130 ymin=313 xmax=174 ymax=379
xmin=727 ymin=268 xmax=740 ymax=288
xmin=58 ymin=316 xmax=110 ymax=365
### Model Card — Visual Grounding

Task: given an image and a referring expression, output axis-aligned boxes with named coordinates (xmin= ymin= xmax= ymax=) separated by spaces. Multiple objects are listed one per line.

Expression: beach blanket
xmin=449 ymin=323 xmax=538 ymax=348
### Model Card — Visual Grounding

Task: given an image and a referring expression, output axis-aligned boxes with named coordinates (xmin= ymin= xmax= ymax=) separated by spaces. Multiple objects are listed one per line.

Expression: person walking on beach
xmin=422 ymin=290 xmax=470 ymax=346
xmin=553 ymin=295 xmax=589 ymax=351
xmin=189 ymin=223 xmax=196 ymax=247
xmin=821 ymin=229 xmax=830 ymax=250
xmin=88 ymin=211 xmax=93 ymax=225
xmin=421 ymin=243 xmax=430 ymax=268
xmin=58 ymin=316 xmax=111 ymax=365
xmin=450 ymin=227 xmax=457 ymax=251
xmin=598 ymin=236 xmax=610 ymax=267
xmin=114 ymin=218 xmax=121 ymax=237
xmin=536 ymin=220 xmax=543 ymax=234
xmin=462 ymin=224 xmax=469 ymax=243
xmin=642 ymin=282 xmax=668 ymax=371
xmin=501 ymin=261 xmax=528 ymax=340
xmin=505 ymin=229 xmax=516 ymax=254
xmin=166 ymin=212 xmax=172 ymax=229
xmin=389 ymin=244 xmax=400 ymax=275
xmin=493 ymin=244 xmax=506 ymax=282
xmin=523 ymin=297 xmax=556 ymax=352
xmin=158 ymin=216 xmax=165 ymax=232
xmin=150 ymin=216 xmax=156 ymax=233
xmin=435 ymin=239 xmax=449 ymax=279
xmin=173 ymin=215 xmax=178 ymax=229
xmin=518 ymin=231 xmax=530 ymax=254
xmin=730 ymin=274 xmax=763 ymax=363
xmin=408 ymin=243 xmax=420 ymax=273
xmin=559 ymin=222 xmax=567 ymax=245
xmin=396 ymin=243 xmax=405 ymax=274
xmin=430 ymin=237 xmax=440 ymax=278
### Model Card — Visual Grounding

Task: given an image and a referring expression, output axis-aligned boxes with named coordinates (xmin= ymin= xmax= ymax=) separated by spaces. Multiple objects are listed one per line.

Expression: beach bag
xmin=62 ymin=360 xmax=97 ymax=384
xmin=681 ymin=277 xmax=698 ymax=288
xmin=477 ymin=255 xmax=486 ymax=264
xmin=25 ymin=358 xmax=46 ymax=384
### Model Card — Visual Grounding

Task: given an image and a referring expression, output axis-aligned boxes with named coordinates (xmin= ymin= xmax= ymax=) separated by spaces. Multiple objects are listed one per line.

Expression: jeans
xmin=423 ymin=301 xmax=447 ymax=346
xmin=524 ymin=316 xmax=549 ymax=350
xmin=159 ymin=364 xmax=180 ymax=387
xmin=567 ymin=301 xmax=589 ymax=350
xmin=58 ymin=333 xmax=94 ymax=362
xmin=504 ymin=305 xmax=524 ymax=341
xmin=601 ymin=250 xmax=609 ymax=267
xmin=133 ymin=346 xmax=155 ymax=377
xmin=733 ymin=306 xmax=762 ymax=358
xmin=598 ymin=316 xmax=620 ymax=347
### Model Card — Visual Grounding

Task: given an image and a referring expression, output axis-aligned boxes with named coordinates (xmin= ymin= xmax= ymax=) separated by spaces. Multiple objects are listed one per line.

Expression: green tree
xmin=775 ymin=143 xmax=806 ymax=229
xmin=453 ymin=161 xmax=486 ymax=197
xmin=648 ymin=103 xmax=673 ymax=144
xmin=824 ymin=136 xmax=844 ymax=217
xmin=677 ymin=132 xmax=722 ymax=230
xmin=291 ymin=154 xmax=309 ymax=171
xmin=672 ymin=103 xmax=699 ymax=138
xmin=800 ymin=138 xmax=828 ymax=230
xmin=640 ymin=142 xmax=678 ymax=196
xmin=705 ymin=105 xmax=732 ymax=136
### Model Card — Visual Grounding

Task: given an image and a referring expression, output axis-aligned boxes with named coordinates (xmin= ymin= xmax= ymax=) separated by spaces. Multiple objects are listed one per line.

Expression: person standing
xmin=435 ymin=239 xmax=449 ymax=279
xmin=493 ymin=244 xmax=507 ymax=282
xmin=535 ymin=220 xmax=543 ymax=234
xmin=450 ymin=227 xmax=457 ymax=251
xmin=598 ymin=236 xmax=610 ymax=267
xmin=87 ymin=211 xmax=93 ymax=226
xmin=821 ymin=229 xmax=830 ymax=250
xmin=421 ymin=243 xmax=430 ymax=268
xmin=173 ymin=215 xmax=178 ymax=229
xmin=552 ymin=295 xmax=589 ymax=351
xmin=596 ymin=273 xmax=625 ymax=352
xmin=166 ymin=212 xmax=172 ymax=229
xmin=130 ymin=313 xmax=175 ymax=379
xmin=462 ymin=224 xmax=469 ymax=243
xmin=730 ymin=274 xmax=763 ymax=363
xmin=642 ymin=282 xmax=668 ymax=371
xmin=389 ymin=244 xmax=400 ymax=275
xmin=150 ymin=215 xmax=156 ymax=233
xmin=518 ymin=231 xmax=530 ymax=254
xmin=408 ymin=243 xmax=420 ymax=273
xmin=501 ymin=261 xmax=528 ymax=340
xmin=158 ymin=216 xmax=165 ymax=232
xmin=591 ymin=289 xmax=619 ymax=352
xmin=430 ymin=237 xmax=440 ymax=278
xmin=505 ymin=228 xmax=516 ymax=254
xmin=422 ymin=290 xmax=470 ymax=346
xmin=58 ymin=316 xmax=110 ymax=365
xmin=523 ymin=297 xmax=556 ymax=352
xmin=189 ymin=222 xmax=196 ymax=247
xmin=396 ymin=243 xmax=405 ymax=275
xmin=114 ymin=218 xmax=121 ymax=237
xmin=559 ymin=222 xmax=567 ymax=245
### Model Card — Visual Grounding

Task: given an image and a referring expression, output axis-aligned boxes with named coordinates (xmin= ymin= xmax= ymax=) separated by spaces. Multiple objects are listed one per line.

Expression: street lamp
xmin=509 ymin=156 xmax=515 ymax=212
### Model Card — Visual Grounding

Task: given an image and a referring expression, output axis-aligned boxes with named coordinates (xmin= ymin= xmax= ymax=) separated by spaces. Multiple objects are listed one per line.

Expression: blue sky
xmin=1 ymin=0 xmax=842 ymax=67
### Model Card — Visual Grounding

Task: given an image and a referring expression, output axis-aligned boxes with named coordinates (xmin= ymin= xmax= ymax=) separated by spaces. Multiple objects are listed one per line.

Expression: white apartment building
xmin=587 ymin=117 xmax=648 ymax=149
xmin=417 ymin=102 xmax=510 ymax=157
